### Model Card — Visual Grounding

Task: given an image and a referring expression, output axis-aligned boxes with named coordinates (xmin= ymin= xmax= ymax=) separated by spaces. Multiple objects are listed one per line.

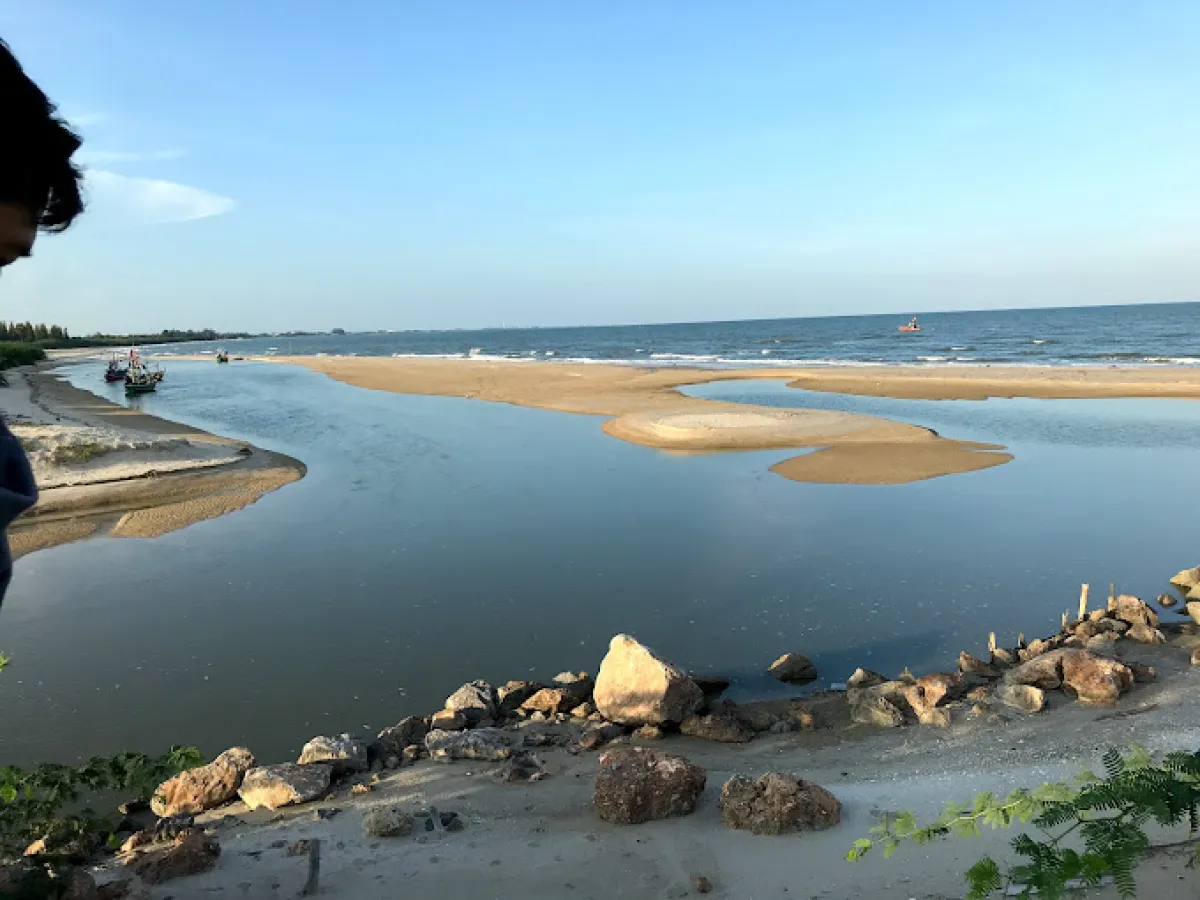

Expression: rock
xmin=577 ymin=722 xmax=625 ymax=751
xmin=150 ymin=747 xmax=254 ymax=818
xmin=1006 ymin=650 xmax=1067 ymax=690
xmin=1126 ymin=623 xmax=1165 ymax=645
xmin=497 ymin=680 xmax=542 ymax=716
xmin=361 ymin=806 xmax=413 ymax=838
xmin=846 ymin=667 xmax=886 ymax=690
xmin=132 ymin=829 xmax=220 ymax=884
xmin=431 ymin=709 xmax=468 ymax=731
xmin=521 ymin=687 xmax=585 ymax=716
xmin=990 ymin=647 xmax=1019 ymax=667
xmin=493 ymin=752 xmax=545 ymax=783
xmin=695 ymin=875 xmax=713 ymax=894
xmin=768 ymin=652 xmax=818 ymax=683
xmin=995 ymin=683 xmax=1045 ymax=713
xmin=593 ymin=634 xmax=704 ymax=726
xmin=1171 ymin=566 xmax=1200 ymax=591
xmin=445 ymin=680 xmax=499 ymax=726
xmin=719 ymin=773 xmax=841 ymax=835
xmin=572 ymin=701 xmax=596 ymax=718
xmin=351 ymin=783 xmax=373 ymax=795
xmin=425 ymin=727 xmax=514 ymax=762
xmin=238 ymin=763 xmax=331 ymax=810
xmin=1127 ymin=662 xmax=1157 ymax=683
xmin=1187 ymin=602 xmax=1200 ymax=625
xmin=966 ymin=686 xmax=991 ymax=702
xmin=1113 ymin=595 xmax=1159 ymax=630
xmin=680 ymin=710 xmax=753 ymax=743
xmin=768 ymin=720 xmax=796 ymax=734
xmin=1157 ymin=593 xmax=1178 ymax=608
xmin=635 ymin=724 xmax=665 ymax=740
xmin=373 ymin=717 xmax=429 ymax=759
xmin=1060 ymin=651 xmax=1134 ymax=704
xmin=1085 ymin=634 xmax=1120 ymax=657
xmin=1018 ymin=639 xmax=1054 ymax=662
xmin=958 ymin=651 xmax=1001 ymax=679
xmin=1190 ymin=585 xmax=1200 ymax=602
xmin=593 ymin=747 xmax=706 ymax=825
xmin=1191 ymin=648 xmax=1200 ymax=667
xmin=730 ymin=701 xmax=777 ymax=732
xmin=848 ymin=685 xmax=907 ymax=728
xmin=401 ymin=745 xmax=425 ymax=764
xmin=791 ymin=708 xmax=817 ymax=730
xmin=552 ymin=671 xmax=595 ymax=700
xmin=297 ymin=734 xmax=368 ymax=775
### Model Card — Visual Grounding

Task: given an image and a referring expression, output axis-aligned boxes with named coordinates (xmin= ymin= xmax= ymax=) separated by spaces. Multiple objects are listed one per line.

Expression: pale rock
xmin=361 ymin=806 xmax=413 ymax=837
xmin=151 ymin=747 xmax=254 ymax=818
xmin=593 ymin=634 xmax=704 ymax=726
xmin=373 ymin=717 xmax=429 ymax=759
xmin=767 ymin=653 xmax=818 ymax=683
xmin=431 ymin=709 xmax=467 ymax=731
xmin=846 ymin=667 xmax=887 ymax=689
xmin=1170 ymin=566 xmax=1200 ymax=591
xmin=239 ymin=764 xmax=331 ymax=810
xmin=995 ymin=683 xmax=1045 ymax=713
xmin=958 ymin=651 xmax=1001 ymax=679
xmin=1157 ymin=593 xmax=1177 ymax=608
xmin=297 ymin=734 xmax=368 ymax=775
xmin=496 ymin=680 xmax=541 ymax=716
xmin=444 ymin=680 xmax=499 ymax=726
xmin=425 ymin=727 xmax=515 ymax=762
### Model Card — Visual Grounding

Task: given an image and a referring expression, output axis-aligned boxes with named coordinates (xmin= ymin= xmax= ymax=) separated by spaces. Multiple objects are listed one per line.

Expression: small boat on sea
xmin=125 ymin=351 xmax=164 ymax=393
xmin=898 ymin=317 xmax=922 ymax=332
xmin=103 ymin=354 xmax=128 ymax=382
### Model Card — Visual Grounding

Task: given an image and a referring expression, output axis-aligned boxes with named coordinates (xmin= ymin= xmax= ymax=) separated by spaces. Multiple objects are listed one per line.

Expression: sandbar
xmin=278 ymin=357 xmax=1012 ymax=485
xmin=4 ymin=367 xmax=305 ymax=557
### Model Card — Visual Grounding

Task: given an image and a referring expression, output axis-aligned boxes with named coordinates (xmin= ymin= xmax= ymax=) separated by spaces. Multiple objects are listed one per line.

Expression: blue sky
xmin=2 ymin=1 xmax=1199 ymax=333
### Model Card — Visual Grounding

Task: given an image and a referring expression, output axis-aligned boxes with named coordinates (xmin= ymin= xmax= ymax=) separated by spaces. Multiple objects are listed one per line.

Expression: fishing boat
xmin=103 ymin=353 xmax=128 ymax=382
xmin=898 ymin=316 xmax=922 ymax=332
xmin=124 ymin=352 xmax=164 ymax=393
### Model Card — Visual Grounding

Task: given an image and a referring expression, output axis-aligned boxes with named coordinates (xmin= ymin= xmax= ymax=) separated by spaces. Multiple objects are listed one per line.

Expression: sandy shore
xmin=783 ymin=364 xmax=1200 ymax=401
xmin=3 ymin=366 xmax=305 ymax=557
xmin=278 ymin=357 xmax=1013 ymax=485
xmin=89 ymin=620 xmax=1200 ymax=900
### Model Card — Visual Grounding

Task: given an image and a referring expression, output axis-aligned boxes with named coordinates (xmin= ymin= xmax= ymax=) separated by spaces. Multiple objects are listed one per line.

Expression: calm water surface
xmin=0 ymin=362 xmax=1197 ymax=766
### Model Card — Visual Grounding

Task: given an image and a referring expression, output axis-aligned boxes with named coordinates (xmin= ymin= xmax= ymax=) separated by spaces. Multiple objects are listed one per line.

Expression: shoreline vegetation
xmin=3 ymin=364 xmax=304 ymax=559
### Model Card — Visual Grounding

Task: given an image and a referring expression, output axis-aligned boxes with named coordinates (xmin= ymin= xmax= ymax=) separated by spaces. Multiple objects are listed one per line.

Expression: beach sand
xmin=105 ymin=635 xmax=1200 ymax=900
xmin=3 ymin=367 xmax=305 ymax=557
xmin=279 ymin=357 xmax=1013 ymax=485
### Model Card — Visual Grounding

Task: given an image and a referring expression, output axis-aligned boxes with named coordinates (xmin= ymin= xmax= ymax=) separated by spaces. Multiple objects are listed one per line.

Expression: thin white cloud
xmin=85 ymin=170 xmax=235 ymax=225
xmin=79 ymin=148 xmax=186 ymax=165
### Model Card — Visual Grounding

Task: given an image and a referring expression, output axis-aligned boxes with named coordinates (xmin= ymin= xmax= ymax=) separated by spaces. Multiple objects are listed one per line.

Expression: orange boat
xmin=898 ymin=317 xmax=921 ymax=332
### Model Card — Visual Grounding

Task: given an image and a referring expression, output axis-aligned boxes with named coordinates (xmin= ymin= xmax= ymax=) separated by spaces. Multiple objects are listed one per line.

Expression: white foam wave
xmin=1143 ymin=356 xmax=1200 ymax=365
xmin=1032 ymin=339 xmax=1047 ymax=344
xmin=917 ymin=355 xmax=947 ymax=362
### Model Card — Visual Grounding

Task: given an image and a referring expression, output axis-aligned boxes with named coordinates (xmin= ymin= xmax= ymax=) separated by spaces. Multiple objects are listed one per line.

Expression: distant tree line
xmin=0 ymin=324 xmax=252 ymax=350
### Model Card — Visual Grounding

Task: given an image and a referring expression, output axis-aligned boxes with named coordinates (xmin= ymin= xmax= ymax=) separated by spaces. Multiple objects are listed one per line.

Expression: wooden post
xmin=1078 ymin=584 xmax=1090 ymax=621
xmin=988 ymin=632 xmax=997 ymax=653
xmin=1108 ymin=583 xmax=1115 ymax=610
xmin=301 ymin=839 xmax=321 ymax=896
xmin=1061 ymin=612 xmax=1069 ymax=630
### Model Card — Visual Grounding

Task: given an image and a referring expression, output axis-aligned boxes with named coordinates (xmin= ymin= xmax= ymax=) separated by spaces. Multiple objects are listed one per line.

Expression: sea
xmin=147 ymin=302 xmax=1200 ymax=367
xmin=2 ymin=302 xmax=1200 ymax=767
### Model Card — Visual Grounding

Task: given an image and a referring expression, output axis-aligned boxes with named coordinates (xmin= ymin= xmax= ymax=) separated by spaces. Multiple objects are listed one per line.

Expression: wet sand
xmin=6 ymin=368 xmax=305 ymax=557
xmin=279 ymin=357 xmax=1013 ymax=485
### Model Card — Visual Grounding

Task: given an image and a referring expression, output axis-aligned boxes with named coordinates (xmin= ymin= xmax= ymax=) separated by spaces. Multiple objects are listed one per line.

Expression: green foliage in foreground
xmin=0 ymin=747 xmax=203 ymax=862
xmin=0 ymin=344 xmax=46 ymax=372
xmin=847 ymin=746 xmax=1200 ymax=899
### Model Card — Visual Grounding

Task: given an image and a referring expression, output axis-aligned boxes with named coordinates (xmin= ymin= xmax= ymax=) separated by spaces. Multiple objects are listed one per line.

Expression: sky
xmin=1 ymin=1 xmax=1199 ymax=334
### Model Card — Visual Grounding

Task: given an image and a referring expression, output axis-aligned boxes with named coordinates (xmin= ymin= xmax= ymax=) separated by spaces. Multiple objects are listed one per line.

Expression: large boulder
xmin=238 ymin=763 xmax=331 ymax=810
xmin=1112 ymin=595 xmax=1158 ymax=630
xmin=1170 ymin=566 xmax=1200 ymax=591
xmin=131 ymin=829 xmax=220 ymax=884
xmin=1060 ymin=651 xmax=1134 ymax=704
xmin=373 ymin=717 xmax=429 ymax=759
xmin=593 ymin=747 xmax=706 ymax=825
xmin=719 ymin=773 xmax=841 ymax=835
xmin=593 ymin=635 xmax=704 ymax=726
xmin=425 ymin=727 xmax=515 ymax=762
xmin=297 ymin=734 xmax=368 ymax=775
xmin=151 ymin=747 xmax=254 ymax=817
xmin=444 ymin=681 xmax=499 ymax=726
xmin=767 ymin=653 xmax=817 ymax=683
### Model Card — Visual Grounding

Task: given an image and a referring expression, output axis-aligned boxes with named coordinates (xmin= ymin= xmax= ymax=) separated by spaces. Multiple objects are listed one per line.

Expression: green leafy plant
xmin=0 ymin=653 xmax=10 ymax=672
xmin=0 ymin=747 xmax=203 ymax=864
xmin=847 ymin=746 xmax=1200 ymax=899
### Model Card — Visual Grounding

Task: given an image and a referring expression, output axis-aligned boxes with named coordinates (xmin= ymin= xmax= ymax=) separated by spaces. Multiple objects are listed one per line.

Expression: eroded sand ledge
xmin=6 ymin=368 xmax=305 ymax=558
xmin=279 ymin=357 xmax=1012 ymax=485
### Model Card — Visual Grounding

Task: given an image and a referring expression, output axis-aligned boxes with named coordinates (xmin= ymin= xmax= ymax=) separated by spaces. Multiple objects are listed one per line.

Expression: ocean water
xmin=0 ymin=358 xmax=1198 ymax=767
xmin=149 ymin=302 xmax=1200 ymax=367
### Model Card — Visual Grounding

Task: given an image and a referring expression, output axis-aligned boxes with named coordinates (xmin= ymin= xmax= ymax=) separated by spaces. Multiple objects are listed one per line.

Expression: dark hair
xmin=0 ymin=39 xmax=85 ymax=231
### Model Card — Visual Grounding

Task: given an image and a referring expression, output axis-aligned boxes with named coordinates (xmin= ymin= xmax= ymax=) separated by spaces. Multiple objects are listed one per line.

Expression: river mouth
xmin=0 ymin=362 xmax=1196 ymax=767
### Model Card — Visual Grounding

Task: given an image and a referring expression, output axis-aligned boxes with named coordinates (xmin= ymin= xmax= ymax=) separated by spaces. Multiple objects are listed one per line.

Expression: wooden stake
xmin=301 ymin=839 xmax=321 ymax=896
xmin=1018 ymin=632 xmax=1026 ymax=648
xmin=988 ymin=632 xmax=997 ymax=652
xmin=1062 ymin=612 xmax=1069 ymax=630
xmin=1108 ymin=583 xmax=1115 ymax=610
xmin=1078 ymin=584 xmax=1090 ymax=621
